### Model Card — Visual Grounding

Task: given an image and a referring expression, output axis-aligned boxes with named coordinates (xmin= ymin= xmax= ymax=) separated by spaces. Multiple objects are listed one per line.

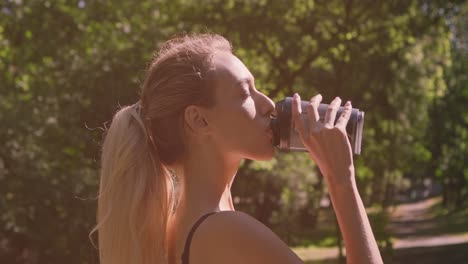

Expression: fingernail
xmin=293 ymin=93 xmax=298 ymax=98
xmin=346 ymin=100 xmax=351 ymax=105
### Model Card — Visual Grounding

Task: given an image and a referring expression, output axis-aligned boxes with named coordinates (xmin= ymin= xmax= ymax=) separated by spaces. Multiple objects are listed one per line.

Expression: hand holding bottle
xmin=291 ymin=93 xmax=355 ymax=187
xmin=292 ymin=93 xmax=383 ymax=263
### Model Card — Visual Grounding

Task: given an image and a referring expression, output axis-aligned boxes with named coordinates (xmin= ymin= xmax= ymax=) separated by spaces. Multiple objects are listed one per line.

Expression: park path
xmin=385 ymin=196 xmax=468 ymax=263
xmin=387 ymin=196 xmax=468 ymax=249
xmin=296 ymin=196 xmax=468 ymax=263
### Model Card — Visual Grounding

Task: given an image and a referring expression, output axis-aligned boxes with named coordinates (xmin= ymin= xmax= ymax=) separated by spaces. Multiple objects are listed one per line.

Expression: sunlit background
xmin=1 ymin=0 xmax=467 ymax=263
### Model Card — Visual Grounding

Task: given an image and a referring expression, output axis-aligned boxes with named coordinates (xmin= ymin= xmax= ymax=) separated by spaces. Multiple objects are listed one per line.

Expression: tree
xmin=429 ymin=1 xmax=468 ymax=209
xmin=0 ymin=0 xmax=465 ymax=263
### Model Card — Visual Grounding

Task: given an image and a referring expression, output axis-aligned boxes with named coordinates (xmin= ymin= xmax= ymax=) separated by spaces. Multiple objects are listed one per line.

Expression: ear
xmin=184 ymin=105 xmax=211 ymax=135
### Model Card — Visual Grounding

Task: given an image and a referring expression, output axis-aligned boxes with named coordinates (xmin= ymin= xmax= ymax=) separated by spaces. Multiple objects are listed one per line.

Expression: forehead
xmin=211 ymin=52 xmax=253 ymax=89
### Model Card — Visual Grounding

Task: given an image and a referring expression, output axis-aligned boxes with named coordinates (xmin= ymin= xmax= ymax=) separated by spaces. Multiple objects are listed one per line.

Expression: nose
xmin=257 ymin=91 xmax=276 ymax=117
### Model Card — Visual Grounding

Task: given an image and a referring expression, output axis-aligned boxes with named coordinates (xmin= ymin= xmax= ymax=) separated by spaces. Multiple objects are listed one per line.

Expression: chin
xmin=248 ymin=145 xmax=276 ymax=161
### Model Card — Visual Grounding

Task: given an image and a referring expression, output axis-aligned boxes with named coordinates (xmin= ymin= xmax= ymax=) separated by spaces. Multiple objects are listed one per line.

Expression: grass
xmin=425 ymin=198 xmax=468 ymax=236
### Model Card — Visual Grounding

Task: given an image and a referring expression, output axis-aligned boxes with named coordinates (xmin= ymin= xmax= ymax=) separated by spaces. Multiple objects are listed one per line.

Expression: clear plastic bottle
xmin=270 ymin=97 xmax=365 ymax=155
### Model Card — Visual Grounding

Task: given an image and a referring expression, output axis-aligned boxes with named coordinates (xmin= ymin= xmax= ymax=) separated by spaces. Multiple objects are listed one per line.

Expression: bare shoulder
xmin=190 ymin=211 xmax=304 ymax=264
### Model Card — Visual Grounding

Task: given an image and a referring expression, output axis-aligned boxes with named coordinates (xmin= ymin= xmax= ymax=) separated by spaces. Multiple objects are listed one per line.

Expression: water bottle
xmin=270 ymin=97 xmax=365 ymax=155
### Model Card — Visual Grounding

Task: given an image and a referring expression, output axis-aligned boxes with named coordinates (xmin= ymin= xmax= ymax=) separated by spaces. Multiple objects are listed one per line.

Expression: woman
xmin=91 ymin=33 xmax=383 ymax=264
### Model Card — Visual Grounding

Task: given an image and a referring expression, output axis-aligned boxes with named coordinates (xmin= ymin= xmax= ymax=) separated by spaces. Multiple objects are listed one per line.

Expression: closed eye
xmin=241 ymin=85 xmax=251 ymax=99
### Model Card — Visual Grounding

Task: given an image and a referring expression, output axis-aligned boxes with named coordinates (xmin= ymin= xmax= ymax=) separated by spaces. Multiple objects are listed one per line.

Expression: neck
xmin=175 ymin=145 xmax=241 ymax=215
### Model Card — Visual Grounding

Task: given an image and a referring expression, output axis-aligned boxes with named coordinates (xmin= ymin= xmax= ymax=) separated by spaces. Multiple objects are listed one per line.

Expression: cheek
xmin=212 ymin=102 xmax=257 ymax=146
xmin=229 ymin=102 xmax=257 ymax=138
xmin=241 ymin=99 xmax=257 ymax=119
xmin=210 ymin=105 xmax=274 ymax=160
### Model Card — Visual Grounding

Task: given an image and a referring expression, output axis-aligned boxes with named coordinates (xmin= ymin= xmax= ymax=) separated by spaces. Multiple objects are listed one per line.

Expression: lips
xmin=266 ymin=128 xmax=273 ymax=141
xmin=264 ymin=121 xmax=274 ymax=143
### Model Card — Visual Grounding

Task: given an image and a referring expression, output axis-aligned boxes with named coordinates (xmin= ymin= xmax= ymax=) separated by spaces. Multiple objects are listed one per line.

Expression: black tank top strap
xmin=181 ymin=212 xmax=218 ymax=264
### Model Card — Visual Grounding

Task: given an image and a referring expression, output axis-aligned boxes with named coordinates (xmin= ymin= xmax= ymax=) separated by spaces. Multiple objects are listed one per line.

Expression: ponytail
xmin=90 ymin=33 xmax=233 ymax=264
xmin=91 ymin=104 xmax=174 ymax=264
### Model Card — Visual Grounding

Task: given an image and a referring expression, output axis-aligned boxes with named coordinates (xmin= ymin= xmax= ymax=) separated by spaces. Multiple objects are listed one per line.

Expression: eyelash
xmin=242 ymin=92 xmax=251 ymax=100
xmin=242 ymin=87 xmax=251 ymax=98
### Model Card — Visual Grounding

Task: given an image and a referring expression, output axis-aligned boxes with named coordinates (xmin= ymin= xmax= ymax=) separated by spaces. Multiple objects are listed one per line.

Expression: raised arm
xmin=291 ymin=93 xmax=383 ymax=264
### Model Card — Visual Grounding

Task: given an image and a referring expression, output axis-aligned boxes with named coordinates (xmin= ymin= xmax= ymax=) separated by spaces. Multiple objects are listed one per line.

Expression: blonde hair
xmin=90 ymin=33 xmax=232 ymax=264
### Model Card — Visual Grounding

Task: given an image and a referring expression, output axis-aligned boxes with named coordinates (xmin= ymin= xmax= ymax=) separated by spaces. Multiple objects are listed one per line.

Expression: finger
xmin=324 ymin=97 xmax=342 ymax=128
xmin=291 ymin=93 xmax=306 ymax=138
xmin=335 ymin=100 xmax=352 ymax=130
xmin=307 ymin=94 xmax=322 ymax=132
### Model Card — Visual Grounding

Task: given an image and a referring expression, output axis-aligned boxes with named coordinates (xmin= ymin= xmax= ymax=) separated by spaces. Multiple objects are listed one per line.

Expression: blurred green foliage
xmin=0 ymin=0 xmax=467 ymax=263
xmin=428 ymin=2 xmax=468 ymax=209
